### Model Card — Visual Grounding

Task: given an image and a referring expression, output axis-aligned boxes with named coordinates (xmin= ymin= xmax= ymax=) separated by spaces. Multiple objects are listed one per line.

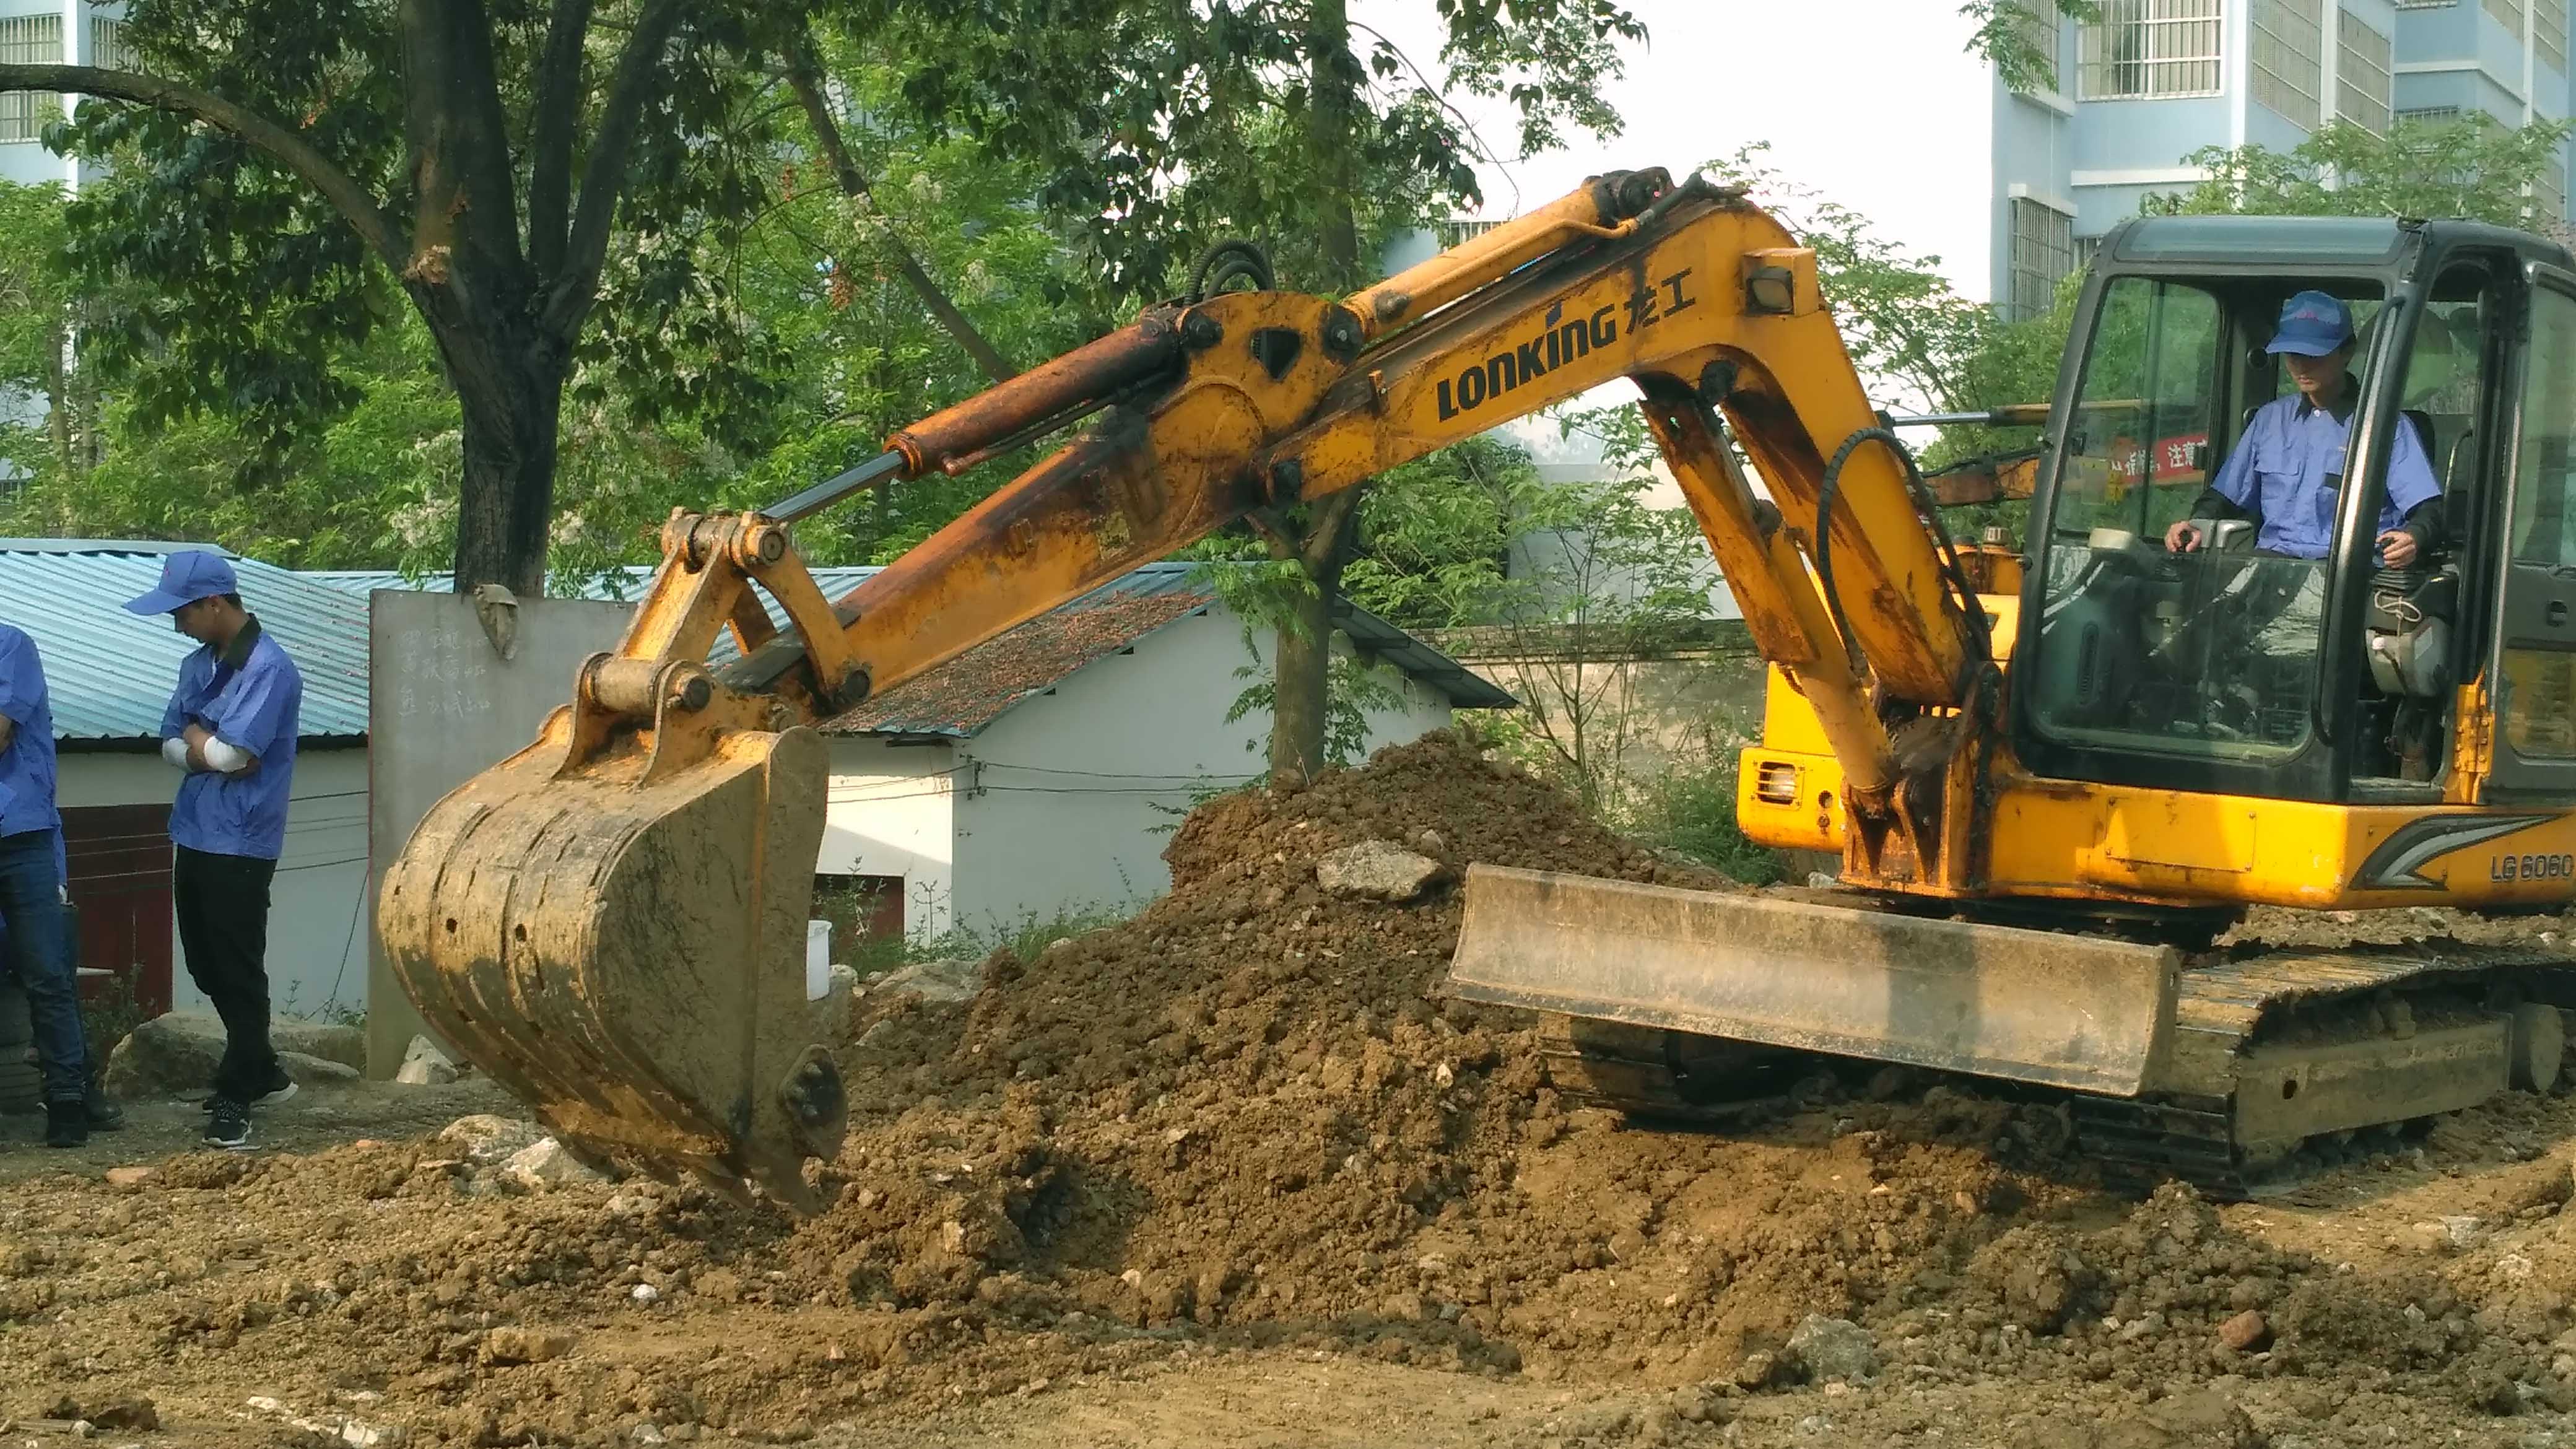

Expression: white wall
xmin=944 ymin=609 xmax=1453 ymax=939
xmin=817 ymin=737 xmax=959 ymax=940
xmin=58 ymin=744 xmax=370 ymax=1022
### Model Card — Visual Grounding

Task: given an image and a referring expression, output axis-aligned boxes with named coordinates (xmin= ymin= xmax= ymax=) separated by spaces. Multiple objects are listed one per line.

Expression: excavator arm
xmin=381 ymin=168 xmax=1995 ymax=1207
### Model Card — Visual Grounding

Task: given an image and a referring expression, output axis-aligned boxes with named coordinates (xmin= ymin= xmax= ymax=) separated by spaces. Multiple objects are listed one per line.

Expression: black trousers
xmin=173 ymin=845 xmax=280 ymax=1103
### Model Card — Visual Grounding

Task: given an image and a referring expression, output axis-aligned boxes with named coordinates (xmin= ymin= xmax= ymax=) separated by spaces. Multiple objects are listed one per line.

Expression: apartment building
xmin=1993 ymin=0 xmax=2572 ymax=320
xmin=0 ymin=0 xmax=127 ymax=191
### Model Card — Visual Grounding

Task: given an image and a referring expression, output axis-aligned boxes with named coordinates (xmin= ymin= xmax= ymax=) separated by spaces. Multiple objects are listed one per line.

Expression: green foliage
xmin=1959 ymin=0 xmax=2097 ymax=95
xmin=866 ymin=0 xmax=1647 ymax=298
xmin=1698 ymin=143 xmax=2043 ymax=470
xmin=1224 ymin=637 xmax=1404 ymax=769
xmin=1 ymin=318 xmax=461 ymax=568
xmin=1339 ymin=435 xmax=1533 ymax=629
xmin=2146 ymin=114 xmax=2576 ymax=228
xmin=1625 ymin=759 xmax=1781 ymax=884
xmin=50 ymin=0 xmax=407 ymax=474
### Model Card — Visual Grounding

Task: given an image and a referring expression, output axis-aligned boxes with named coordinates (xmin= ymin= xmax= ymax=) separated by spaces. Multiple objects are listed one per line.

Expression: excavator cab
xmin=2016 ymin=215 xmax=2572 ymax=807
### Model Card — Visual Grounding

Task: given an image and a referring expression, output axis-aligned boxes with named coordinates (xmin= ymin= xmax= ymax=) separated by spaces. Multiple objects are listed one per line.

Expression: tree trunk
xmin=1263 ymin=0 xmax=1370 ymax=785
xmin=1307 ymin=0 xmax=1361 ymax=287
xmin=1268 ymin=537 xmax=1346 ymax=790
xmin=43 ymin=321 xmax=70 ymax=476
xmin=445 ymin=345 xmax=565 ymax=596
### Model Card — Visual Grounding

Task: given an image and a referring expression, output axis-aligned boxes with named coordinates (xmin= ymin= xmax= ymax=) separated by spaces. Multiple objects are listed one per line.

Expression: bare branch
xmin=784 ymin=28 xmax=1017 ymax=383
xmin=541 ymin=0 xmax=684 ymax=336
xmin=524 ymin=0 xmax=596 ymax=277
xmin=0 ymin=63 xmax=406 ymax=272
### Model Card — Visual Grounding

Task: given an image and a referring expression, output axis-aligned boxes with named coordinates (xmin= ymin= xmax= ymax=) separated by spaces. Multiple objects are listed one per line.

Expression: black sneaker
xmin=85 ymin=1092 xmax=125 ymax=1132
xmin=202 ymin=1098 xmax=251 ymax=1151
xmin=44 ymin=1101 xmax=87 ymax=1149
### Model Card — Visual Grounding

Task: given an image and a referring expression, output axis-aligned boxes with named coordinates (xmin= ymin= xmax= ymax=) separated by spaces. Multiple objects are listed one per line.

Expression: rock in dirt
xmin=1784 ymin=1315 xmax=1879 ymax=1383
xmin=871 ymin=958 xmax=985 ymax=1005
xmin=435 ymin=1114 xmax=543 ymax=1165
xmin=2217 ymin=1308 xmax=2271 ymax=1352
xmin=394 ymin=1035 xmax=458 ymax=1086
xmin=102 ymin=1166 xmax=152 ymax=1189
xmin=1733 ymin=1349 xmax=1781 ymax=1390
xmin=481 ymin=1326 xmax=574 ymax=1365
xmin=503 ymin=1138 xmax=604 ymax=1191
xmin=1313 ymin=839 xmax=1442 ymax=902
xmin=43 ymin=1395 xmax=154 ymax=1431
xmin=103 ymin=1009 xmax=365 ymax=1094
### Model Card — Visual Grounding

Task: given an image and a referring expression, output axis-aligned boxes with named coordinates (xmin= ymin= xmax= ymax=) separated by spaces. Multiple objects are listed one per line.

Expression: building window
xmin=2397 ymin=104 xmax=2465 ymax=121
xmin=2395 ymin=0 xmax=2456 ymax=6
xmin=2542 ymin=0 xmax=2569 ymax=76
xmin=2011 ymin=198 xmax=2077 ymax=322
xmin=0 ymin=15 xmax=63 ymax=144
xmin=2008 ymin=0 xmax=2063 ymax=93
xmin=2253 ymin=0 xmax=2324 ymax=129
xmin=89 ymin=17 xmax=134 ymax=71
xmin=2336 ymin=11 xmax=2395 ymax=134
xmin=2080 ymin=0 xmax=2226 ymax=100
xmin=2489 ymin=0 xmax=2527 ymax=35
xmin=1435 ymin=219 xmax=1507 ymax=250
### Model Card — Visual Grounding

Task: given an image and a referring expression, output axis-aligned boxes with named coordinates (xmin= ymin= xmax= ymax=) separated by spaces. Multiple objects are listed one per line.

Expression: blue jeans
xmin=0 ymin=828 xmax=87 ymax=1103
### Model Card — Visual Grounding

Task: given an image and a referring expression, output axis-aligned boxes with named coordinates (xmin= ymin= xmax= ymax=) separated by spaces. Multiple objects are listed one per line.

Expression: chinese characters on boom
xmin=1435 ymin=269 xmax=1700 ymax=421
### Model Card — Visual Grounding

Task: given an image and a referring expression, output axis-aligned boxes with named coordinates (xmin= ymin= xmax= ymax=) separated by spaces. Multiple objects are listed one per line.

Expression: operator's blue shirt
xmin=158 ymin=617 xmax=301 ymax=860
xmin=2210 ymin=388 xmax=2442 ymax=559
xmin=0 ymin=624 xmax=61 ymax=845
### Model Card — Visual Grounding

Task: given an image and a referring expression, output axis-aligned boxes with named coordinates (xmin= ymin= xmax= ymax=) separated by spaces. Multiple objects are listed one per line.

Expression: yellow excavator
xmin=383 ymin=167 xmax=2576 ymax=1209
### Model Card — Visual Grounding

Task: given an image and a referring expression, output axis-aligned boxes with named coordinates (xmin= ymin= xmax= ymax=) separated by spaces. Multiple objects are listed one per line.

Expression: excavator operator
xmin=2159 ymin=289 xmax=2445 ymax=659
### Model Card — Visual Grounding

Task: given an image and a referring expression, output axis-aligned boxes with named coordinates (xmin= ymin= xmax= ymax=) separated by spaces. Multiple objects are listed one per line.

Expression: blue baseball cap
xmin=123 ymin=550 xmax=239 ymax=614
xmin=2266 ymin=290 xmax=2355 ymax=357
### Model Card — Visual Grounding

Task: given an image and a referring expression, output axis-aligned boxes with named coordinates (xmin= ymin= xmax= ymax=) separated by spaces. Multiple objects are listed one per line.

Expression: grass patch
xmin=811 ymin=879 xmax=1136 ymax=977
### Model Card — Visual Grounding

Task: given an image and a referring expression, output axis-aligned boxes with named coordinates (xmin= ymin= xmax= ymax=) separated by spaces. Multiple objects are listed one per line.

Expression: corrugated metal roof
xmin=0 ymin=541 xmax=371 ymax=744
xmin=315 ymin=560 xmax=1511 ymax=734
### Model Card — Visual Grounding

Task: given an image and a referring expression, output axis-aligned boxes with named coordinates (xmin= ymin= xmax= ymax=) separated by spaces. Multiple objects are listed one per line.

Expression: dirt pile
xmin=17 ymin=733 xmax=2576 ymax=1446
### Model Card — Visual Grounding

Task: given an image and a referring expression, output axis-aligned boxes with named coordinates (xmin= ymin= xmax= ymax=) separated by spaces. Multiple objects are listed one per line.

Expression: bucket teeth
xmin=381 ymin=720 xmax=845 ymax=1211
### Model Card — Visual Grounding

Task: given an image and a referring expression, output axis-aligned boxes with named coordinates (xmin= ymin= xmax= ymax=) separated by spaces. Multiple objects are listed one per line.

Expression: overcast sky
xmin=1352 ymin=0 xmax=1997 ymax=301
xmin=1344 ymin=0 xmax=1999 ymax=453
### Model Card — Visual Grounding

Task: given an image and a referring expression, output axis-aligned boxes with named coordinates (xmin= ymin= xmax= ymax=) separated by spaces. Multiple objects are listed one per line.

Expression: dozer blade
xmin=378 ymin=708 xmax=847 ymax=1211
xmin=1446 ymin=865 xmax=2180 ymax=1096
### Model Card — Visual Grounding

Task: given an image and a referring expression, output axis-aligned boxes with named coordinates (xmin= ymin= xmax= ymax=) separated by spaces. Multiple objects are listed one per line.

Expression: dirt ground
xmin=14 ymin=734 xmax=2576 ymax=1448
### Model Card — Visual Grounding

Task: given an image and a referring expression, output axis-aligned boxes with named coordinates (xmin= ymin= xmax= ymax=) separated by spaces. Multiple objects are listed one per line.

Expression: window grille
xmin=2080 ymin=0 xmax=2226 ymax=100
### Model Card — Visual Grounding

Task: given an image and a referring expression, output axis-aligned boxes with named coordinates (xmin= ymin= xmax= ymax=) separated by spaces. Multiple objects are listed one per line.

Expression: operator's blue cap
xmin=122 ymin=550 xmax=238 ymax=614
xmin=2266 ymin=290 xmax=2354 ymax=357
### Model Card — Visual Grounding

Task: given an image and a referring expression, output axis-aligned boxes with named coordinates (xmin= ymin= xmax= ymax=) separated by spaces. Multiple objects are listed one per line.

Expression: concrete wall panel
xmin=363 ymin=591 xmax=632 ymax=1074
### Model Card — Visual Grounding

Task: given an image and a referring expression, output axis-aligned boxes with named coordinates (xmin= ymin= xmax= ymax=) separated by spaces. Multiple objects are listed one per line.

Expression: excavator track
xmin=1540 ymin=945 xmax=2576 ymax=1201
xmin=2073 ymin=943 xmax=2575 ymax=1199
xmin=1536 ymin=1016 xmax=1805 ymax=1123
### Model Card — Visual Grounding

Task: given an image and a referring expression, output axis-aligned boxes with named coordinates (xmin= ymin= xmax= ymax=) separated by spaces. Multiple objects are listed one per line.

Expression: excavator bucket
xmin=378 ymin=705 xmax=846 ymax=1212
xmin=1446 ymin=865 xmax=2180 ymax=1097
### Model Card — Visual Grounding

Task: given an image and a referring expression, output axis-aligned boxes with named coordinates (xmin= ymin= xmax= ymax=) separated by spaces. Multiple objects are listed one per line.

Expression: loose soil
xmin=12 ymin=734 xmax=2576 ymax=1447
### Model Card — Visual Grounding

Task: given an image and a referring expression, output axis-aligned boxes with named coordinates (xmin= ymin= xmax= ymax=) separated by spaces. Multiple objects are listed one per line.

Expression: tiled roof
xmin=822 ymin=572 xmax=1217 ymax=737
xmin=317 ymin=560 xmax=1512 ymax=736
xmin=0 ymin=540 xmax=371 ymax=743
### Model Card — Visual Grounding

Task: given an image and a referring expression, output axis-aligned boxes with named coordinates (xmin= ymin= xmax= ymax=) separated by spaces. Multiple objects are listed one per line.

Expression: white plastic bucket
xmin=806 ymin=919 xmax=832 ymax=1001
